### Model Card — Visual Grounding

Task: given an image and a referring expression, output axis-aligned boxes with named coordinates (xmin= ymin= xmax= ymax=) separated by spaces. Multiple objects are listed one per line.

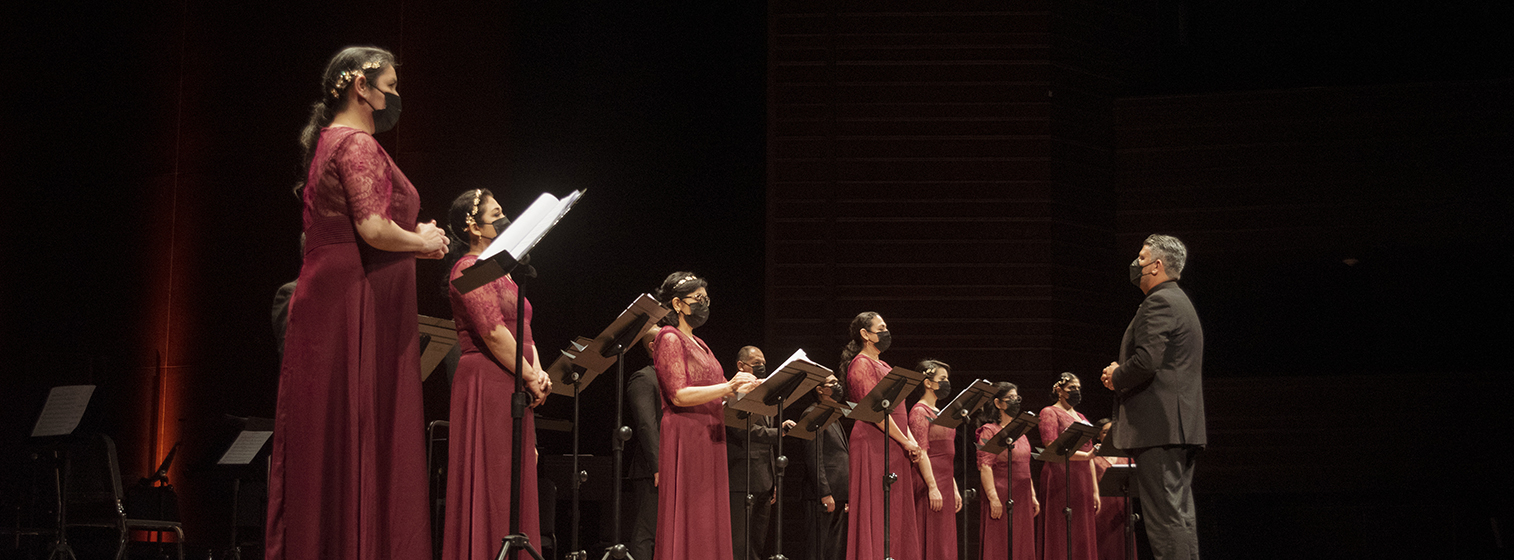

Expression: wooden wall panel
xmin=767 ymin=0 xmax=1138 ymax=384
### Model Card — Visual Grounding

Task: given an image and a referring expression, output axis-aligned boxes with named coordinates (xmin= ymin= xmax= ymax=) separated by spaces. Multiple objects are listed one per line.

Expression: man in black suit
xmin=625 ymin=333 xmax=664 ymax=560
xmin=794 ymin=373 xmax=849 ymax=560
xmin=726 ymin=346 xmax=794 ymax=560
xmin=1102 ymin=234 xmax=1206 ymax=560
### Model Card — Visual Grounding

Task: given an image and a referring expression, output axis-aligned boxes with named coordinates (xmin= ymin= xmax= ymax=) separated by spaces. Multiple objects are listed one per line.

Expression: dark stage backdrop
xmin=1 ymin=0 xmax=766 ymax=554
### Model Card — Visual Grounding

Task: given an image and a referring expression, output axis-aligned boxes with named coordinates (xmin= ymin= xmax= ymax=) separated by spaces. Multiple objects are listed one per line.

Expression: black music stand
xmin=1035 ymin=421 xmax=1101 ymax=560
xmin=30 ymin=385 xmax=96 ymax=560
xmin=455 ymin=190 xmax=584 ymax=560
xmin=929 ymin=379 xmax=994 ymax=556
xmin=544 ymin=294 xmax=667 ymax=560
xmin=785 ymin=397 xmax=849 ymax=560
xmin=978 ymin=411 xmax=1039 ymax=559
xmin=1096 ymin=444 xmax=1138 ymax=560
xmin=848 ymin=367 xmax=925 ymax=560
xmin=209 ymin=416 xmax=274 ymax=560
xmin=728 ymin=350 xmax=828 ymax=560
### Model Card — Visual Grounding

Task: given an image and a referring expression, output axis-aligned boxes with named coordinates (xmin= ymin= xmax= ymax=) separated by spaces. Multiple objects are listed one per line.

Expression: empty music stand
xmin=543 ymin=294 xmax=667 ymax=560
xmin=978 ymin=410 xmax=1039 ymax=558
xmin=30 ymin=385 xmax=96 ymax=560
xmin=1096 ymin=443 xmax=1138 ymax=560
xmin=1036 ymin=421 xmax=1100 ymax=560
xmin=930 ymin=379 xmax=993 ymax=555
xmin=849 ymin=367 xmax=925 ymax=560
xmin=785 ymin=397 xmax=849 ymax=560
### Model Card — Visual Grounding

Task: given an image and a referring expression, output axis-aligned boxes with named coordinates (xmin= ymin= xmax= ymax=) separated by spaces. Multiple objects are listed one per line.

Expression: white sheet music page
xmin=477 ymin=190 xmax=585 ymax=263
xmin=31 ymin=385 xmax=95 ymax=437
xmin=218 ymin=431 xmax=274 ymax=465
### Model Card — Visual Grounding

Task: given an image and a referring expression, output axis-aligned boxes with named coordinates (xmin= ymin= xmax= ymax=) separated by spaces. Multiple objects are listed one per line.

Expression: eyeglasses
xmin=680 ymin=294 xmax=711 ymax=306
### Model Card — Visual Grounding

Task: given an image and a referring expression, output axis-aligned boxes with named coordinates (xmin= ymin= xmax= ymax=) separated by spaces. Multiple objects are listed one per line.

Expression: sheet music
xmin=217 ymin=430 xmax=274 ymax=465
xmin=478 ymin=190 xmax=584 ymax=262
xmin=31 ymin=385 xmax=95 ymax=437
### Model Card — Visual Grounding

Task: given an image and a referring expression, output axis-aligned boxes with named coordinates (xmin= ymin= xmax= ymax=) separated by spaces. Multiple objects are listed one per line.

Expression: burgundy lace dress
xmin=267 ymin=126 xmax=430 ymax=560
xmin=653 ymin=325 xmax=734 ymax=560
xmin=1039 ymin=406 xmax=1098 ymax=560
xmin=909 ymin=402 xmax=956 ymax=560
xmin=846 ymin=354 xmax=919 ymax=560
xmin=977 ymin=423 xmax=1036 ymax=560
xmin=442 ymin=257 xmax=540 ymax=560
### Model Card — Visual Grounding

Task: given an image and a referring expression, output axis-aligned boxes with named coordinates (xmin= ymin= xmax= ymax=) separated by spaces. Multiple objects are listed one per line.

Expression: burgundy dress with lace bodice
xmin=1039 ymin=406 xmax=1098 ymax=560
xmin=910 ymin=402 xmax=956 ymax=560
xmin=846 ymin=354 xmax=919 ymax=560
xmin=442 ymin=256 xmax=540 ymax=560
xmin=978 ymin=423 xmax=1036 ymax=560
xmin=653 ymin=326 xmax=734 ymax=560
xmin=267 ymin=126 xmax=430 ymax=560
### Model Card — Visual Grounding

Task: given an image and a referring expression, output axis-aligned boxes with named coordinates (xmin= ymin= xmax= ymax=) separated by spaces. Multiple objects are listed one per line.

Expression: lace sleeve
xmin=332 ymin=132 xmax=394 ymax=222
xmin=976 ymin=424 xmax=1000 ymax=467
xmin=653 ymin=328 xmax=691 ymax=401
xmin=450 ymin=264 xmax=520 ymax=339
xmin=845 ymin=358 xmax=873 ymax=405
xmin=909 ymin=404 xmax=932 ymax=445
xmin=1038 ymin=406 xmax=1060 ymax=449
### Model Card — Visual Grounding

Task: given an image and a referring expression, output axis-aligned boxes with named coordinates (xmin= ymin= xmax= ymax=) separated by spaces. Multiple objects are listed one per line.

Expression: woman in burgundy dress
xmin=843 ymin=312 xmax=922 ymax=560
xmin=1092 ymin=419 xmax=1136 ymax=560
xmin=977 ymin=382 xmax=1039 ymax=560
xmin=652 ymin=272 xmax=758 ymax=560
xmin=440 ymin=189 xmax=553 ymax=560
xmin=269 ymin=46 xmax=450 ymax=560
xmin=908 ymin=359 xmax=958 ymax=560
xmin=1039 ymin=373 xmax=1101 ymax=560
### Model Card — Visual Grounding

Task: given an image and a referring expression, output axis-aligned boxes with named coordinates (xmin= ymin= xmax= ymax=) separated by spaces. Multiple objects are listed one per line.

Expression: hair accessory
xmin=465 ymin=189 xmax=483 ymax=226
xmin=329 ymin=60 xmax=387 ymax=99
xmin=1053 ymin=371 xmax=1076 ymax=389
xmin=673 ymin=274 xmax=698 ymax=289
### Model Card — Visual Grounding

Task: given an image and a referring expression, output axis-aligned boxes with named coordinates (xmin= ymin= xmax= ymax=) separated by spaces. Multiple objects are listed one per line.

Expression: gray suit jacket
xmin=1111 ymin=280 xmax=1207 ymax=450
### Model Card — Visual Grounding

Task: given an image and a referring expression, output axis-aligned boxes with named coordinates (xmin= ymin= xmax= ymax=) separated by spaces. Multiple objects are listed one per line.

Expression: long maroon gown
xmin=1038 ymin=406 xmax=1097 ymax=560
xmin=267 ymin=126 xmax=430 ymax=560
xmin=846 ymin=354 xmax=920 ymax=560
xmin=1094 ymin=457 xmax=1136 ymax=560
xmin=653 ymin=325 xmax=735 ymax=560
xmin=977 ymin=424 xmax=1036 ymax=560
xmin=441 ymin=257 xmax=541 ymax=560
xmin=909 ymin=402 xmax=956 ymax=560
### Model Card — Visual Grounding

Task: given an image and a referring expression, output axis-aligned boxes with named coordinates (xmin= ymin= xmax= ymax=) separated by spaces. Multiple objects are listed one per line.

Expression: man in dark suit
xmin=793 ymin=373 xmax=850 ymax=560
xmin=626 ymin=333 xmax=664 ymax=560
xmin=1102 ymin=234 xmax=1206 ymax=560
xmin=726 ymin=346 xmax=794 ymax=560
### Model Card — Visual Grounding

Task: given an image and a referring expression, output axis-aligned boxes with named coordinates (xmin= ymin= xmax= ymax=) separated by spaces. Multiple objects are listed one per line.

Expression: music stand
xmin=848 ymin=367 xmax=925 ymax=560
xmin=929 ymin=379 xmax=993 ymax=556
xmin=728 ymin=350 xmax=828 ymax=560
xmin=1036 ymin=421 xmax=1100 ymax=560
xmin=208 ymin=416 xmax=273 ymax=560
xmin=544 ymin=294 xmax=667 ymax=560
xmin=786 ymin=398 xmax=849 ymax=560
xmin=978 ymin=411 xmax=1039 ymax=558
xmin=418 ymin=315 xmax=458 ymax=382
xmin=454 ymin=190 xmax=585 ymax=560
xmin=30 ymin=385 xmax=96 ymax=560
xmin=1096 ymin=458 xmax=1139 ymax=560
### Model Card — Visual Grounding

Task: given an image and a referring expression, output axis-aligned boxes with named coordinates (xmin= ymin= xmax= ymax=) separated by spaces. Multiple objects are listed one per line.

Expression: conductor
xmin=1100 ymin=234 xmax=1205 ymax=560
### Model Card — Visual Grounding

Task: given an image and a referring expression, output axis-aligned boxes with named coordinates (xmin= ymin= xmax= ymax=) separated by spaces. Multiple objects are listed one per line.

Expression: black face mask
xmin=1129 ymin=258 xmax=1149 ymax=287
xmin=1002 ymin=398 xmax=1021 ymax=418
xmin=871 ymin=330 xmax=892 ymax=353
xmin=823 ymin=381 xmax=844 ymax=402
xmin=368 ymin=90 xmax=402 ymax=133
xmin=483 ymin=216 xmax=510 ymax=240
xmin=751 ymin=362 xmax=767 ymax=379
xmin=683 ymin=300 xmax=710 ymax=329
xmin=1065 ymin=389 xmax=1082 ymax=407
xmin=934 ymin=379 xmax=953 ymax=398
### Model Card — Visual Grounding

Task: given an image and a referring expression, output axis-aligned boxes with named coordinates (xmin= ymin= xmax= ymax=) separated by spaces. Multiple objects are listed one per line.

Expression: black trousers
xmin=730 ymin=489 xmax=774 ymax=560
xmin=629 ymin=476 xmax=657 ymax=560
xmin=821 ymin=502 xmax=847 ymax=560
xmin=1133 ymin=445 xmax=1201 ymax=560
